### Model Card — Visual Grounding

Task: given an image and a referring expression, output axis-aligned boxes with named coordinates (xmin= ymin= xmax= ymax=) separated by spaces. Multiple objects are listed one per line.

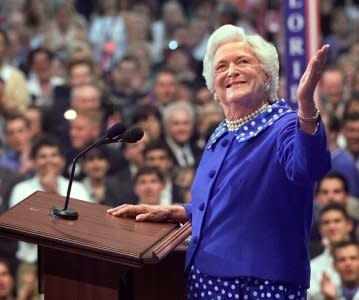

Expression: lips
xmin=342 ymin=269 xmax=356 ymax=279
xmin=226 ymin=81 xmax=246 ymax=88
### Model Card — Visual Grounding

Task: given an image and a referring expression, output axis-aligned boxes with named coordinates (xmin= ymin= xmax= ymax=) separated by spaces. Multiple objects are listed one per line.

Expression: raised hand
xmin=39 ymin=165 xmax=58 ymax=194
xmin=297 ymin=44 xmax=329 ymax=107
xmin=320 ymin=272 xmax=337 ymax=300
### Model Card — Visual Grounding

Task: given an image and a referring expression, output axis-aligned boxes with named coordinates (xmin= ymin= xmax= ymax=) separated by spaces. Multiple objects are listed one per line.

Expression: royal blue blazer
xmin=184 ymin=100 xmax=331 ymax=287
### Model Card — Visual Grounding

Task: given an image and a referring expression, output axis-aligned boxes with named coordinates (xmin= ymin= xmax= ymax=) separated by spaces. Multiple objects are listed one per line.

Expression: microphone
xmin=102 ymin=127 xmax=144 ymax=144
xmin=50 ymin=122 xmax=126 ymax=220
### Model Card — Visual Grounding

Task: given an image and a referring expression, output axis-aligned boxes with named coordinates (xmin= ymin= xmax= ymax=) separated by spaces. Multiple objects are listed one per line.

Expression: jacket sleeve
xmin=276 ymin=115 xmax=331 ymax=185
xmin=183 ymin=203 xmax=192 ymax=223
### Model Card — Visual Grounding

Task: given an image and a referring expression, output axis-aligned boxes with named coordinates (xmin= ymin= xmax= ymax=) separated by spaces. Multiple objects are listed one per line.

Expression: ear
xmin=346 ymin=219 xmax=354 ymax=233
xmin=59 ymin=156 xmax=66 ymax=172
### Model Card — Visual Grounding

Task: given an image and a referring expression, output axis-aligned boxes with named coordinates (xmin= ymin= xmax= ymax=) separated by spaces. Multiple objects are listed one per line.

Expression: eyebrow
xmin=215 ymin=54 xmax=255 ymax=66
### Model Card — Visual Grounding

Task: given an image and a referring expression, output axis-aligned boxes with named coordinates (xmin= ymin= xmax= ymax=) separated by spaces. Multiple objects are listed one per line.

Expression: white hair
xmin=203 ymin=24 xmax=279 ymax=100
xmin=162 ymin=102 xmax=195 ymax=126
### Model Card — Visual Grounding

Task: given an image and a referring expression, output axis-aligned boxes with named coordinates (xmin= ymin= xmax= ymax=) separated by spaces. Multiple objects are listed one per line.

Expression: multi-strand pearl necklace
xmin=225 ymin=102 xmax=269 ymax=131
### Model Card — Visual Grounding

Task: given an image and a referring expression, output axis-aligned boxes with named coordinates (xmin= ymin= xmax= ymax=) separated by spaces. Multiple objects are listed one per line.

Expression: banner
xmin=283 ymin=0 xmax=320 ymax=108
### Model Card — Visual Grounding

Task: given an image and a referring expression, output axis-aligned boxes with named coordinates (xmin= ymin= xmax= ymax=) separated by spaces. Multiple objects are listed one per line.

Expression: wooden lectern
xmin=0 ymin=191 xmax=191 ymax=300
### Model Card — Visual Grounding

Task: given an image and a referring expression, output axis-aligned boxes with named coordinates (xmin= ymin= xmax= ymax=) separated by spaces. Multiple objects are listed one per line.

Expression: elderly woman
xmin=107 ymin=24 xmax=331 ymax=299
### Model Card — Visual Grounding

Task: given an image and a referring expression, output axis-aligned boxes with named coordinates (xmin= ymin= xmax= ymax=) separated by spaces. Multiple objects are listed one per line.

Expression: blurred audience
xmin=0 ymin=29 xmax=29 ymax=114
xmin=0 ymin=1 xmax=358 ymax=296
xmin=26 ymin=47 xmax=64 ymax=106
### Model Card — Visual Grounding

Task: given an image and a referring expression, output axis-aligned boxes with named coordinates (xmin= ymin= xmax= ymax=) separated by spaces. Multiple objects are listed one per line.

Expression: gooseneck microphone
xmin=50 ymin=122 xmax=129 ymax=220
xmin=115 ymin=127 xmax=144 ymax=143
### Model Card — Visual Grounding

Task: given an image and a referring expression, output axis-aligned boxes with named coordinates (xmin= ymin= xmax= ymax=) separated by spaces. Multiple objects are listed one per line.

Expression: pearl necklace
xmin=225 ymin=102 xmax=269 ymax=131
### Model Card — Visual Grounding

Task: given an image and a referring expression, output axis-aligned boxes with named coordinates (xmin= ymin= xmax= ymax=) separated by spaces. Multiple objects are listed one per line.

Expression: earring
xmin=213 ymin=92 xmax=220 ymax=103
xmin=264 ymin=82 xmax=270 ymax=92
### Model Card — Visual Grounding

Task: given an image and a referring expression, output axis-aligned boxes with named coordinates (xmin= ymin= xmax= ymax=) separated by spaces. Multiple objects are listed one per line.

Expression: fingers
xmin=107 ymin=204 xmax=134 ymax=217
xmin=136 ymin=209 xmax=170 ymax=222
xmin=309 ymin=44 xmax=330 ymax=79
xmin=300 ymin=45 xmax=330 ymax=92
xmin=107 ymin=204 xmax=152 ymax=218
xmin=107 ymin=204 xmax=171 ymax=223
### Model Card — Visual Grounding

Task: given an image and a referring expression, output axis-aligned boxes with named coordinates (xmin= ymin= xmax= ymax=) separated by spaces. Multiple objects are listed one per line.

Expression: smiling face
xmin=213 ymin=41 xmax=268 ymax=117
xmin=319 ymin=210 xmax=352 ymax=244
xmin=334 ymin=245 xmax=359 ymax=286
xmin=34 ymin=145 xmax=65 ymax=178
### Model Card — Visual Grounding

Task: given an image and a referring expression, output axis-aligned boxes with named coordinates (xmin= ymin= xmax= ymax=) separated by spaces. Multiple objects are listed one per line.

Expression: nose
xmin=228 ymin=62 xmax=239 ymax=77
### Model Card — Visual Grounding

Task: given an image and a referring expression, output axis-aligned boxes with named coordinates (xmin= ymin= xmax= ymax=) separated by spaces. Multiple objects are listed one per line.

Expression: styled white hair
xmin=203 ymin=24 xmax=279 ymax=100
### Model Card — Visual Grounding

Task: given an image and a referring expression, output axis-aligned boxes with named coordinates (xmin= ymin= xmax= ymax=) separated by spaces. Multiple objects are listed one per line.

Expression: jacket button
xmin=192 ymin=236 xmax=199 ymax=244
xmin=209 ymin=170 xmax=216 ymax=178
xmin=221 ymin=139 xmax=229 ymax=147
xmin=199 ymin=202 xmax=205 ymax=211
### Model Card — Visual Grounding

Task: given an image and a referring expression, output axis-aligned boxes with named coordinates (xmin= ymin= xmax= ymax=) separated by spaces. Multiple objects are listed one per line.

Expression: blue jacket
xmin=184 ymin=100 xmax=331 ymax=287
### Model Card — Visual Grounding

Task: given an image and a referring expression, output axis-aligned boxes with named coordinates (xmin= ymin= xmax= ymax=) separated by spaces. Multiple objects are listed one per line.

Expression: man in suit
xmin=162 ymin=102 xmax=202 ymax=168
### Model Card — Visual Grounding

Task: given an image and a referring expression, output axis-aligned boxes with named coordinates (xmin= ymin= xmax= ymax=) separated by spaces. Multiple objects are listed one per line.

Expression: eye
xmin=236 ymin=58 xmax=249 ymax=65
xmin=215 ymin=63 xmax=226 ymax=73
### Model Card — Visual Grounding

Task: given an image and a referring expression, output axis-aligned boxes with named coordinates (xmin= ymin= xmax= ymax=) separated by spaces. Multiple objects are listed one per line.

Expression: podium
xmin=0 ymin=191 xmax=191 ymax=300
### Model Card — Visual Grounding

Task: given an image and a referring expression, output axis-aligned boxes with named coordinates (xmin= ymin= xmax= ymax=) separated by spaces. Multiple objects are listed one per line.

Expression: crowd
xmin=0 ymin=0 xmax=357 ymax=299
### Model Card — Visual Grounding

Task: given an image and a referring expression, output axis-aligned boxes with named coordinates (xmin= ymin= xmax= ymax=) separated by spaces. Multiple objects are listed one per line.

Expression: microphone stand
xmin=49 ymin=126 xmax=143 ymax=220
xmin=50 ymin=137 xmax=110 ymax=220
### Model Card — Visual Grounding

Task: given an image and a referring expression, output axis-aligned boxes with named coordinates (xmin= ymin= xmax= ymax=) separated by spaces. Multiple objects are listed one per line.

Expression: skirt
xmin=186 ymin=264 xmax=307 ymax=300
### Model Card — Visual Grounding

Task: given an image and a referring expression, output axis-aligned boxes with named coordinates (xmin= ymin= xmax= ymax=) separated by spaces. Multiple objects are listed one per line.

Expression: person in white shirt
xmin=309 ymin=204 xmax=354 ymax=299
xmin=315 ymin=241 xmax=359 ymax=300
xmin=9 ymin=134 xmax=91 ymax=299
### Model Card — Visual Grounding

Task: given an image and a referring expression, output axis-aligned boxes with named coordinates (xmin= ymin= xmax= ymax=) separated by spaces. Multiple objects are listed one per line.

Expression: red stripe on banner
xmin=306 ymin=0 xmax=321 ymax=105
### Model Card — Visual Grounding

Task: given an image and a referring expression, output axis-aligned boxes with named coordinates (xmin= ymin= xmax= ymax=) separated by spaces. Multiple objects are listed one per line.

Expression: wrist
xmin=297 ymin=107 xmax=320 ymax=122
xmin=167 ymin=205 xmax=188 ymax=223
